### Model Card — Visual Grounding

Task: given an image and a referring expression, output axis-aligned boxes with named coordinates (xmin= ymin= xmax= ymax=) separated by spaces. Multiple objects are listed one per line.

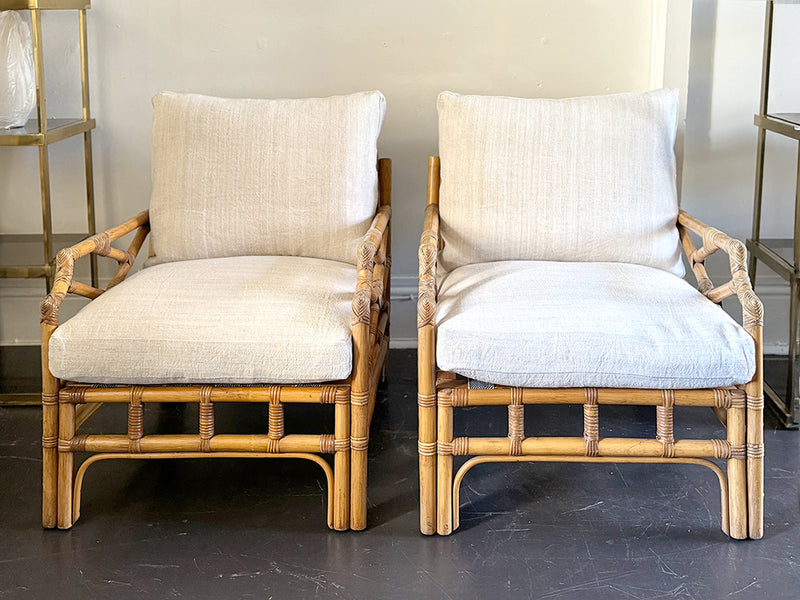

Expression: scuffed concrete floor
xmin=1 ymin=349 xmax=799 ymax=599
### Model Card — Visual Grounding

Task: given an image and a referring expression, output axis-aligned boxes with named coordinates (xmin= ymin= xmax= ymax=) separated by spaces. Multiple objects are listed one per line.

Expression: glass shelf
xmin=0 ymin=1 xmax=89 ymax=9
xmin=0 ymin=118 xmax=95 ymax=147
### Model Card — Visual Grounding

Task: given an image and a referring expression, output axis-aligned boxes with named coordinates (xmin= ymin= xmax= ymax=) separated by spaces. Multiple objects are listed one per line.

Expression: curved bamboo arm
xmin=352 ymin=205 xmax=392 ymax=327
xmin=40 ymin=211 xmax=150 ymax=327
xmin=417 ymin=203 xmax=440 ymax=328
xmin=677 ymin=210 xmax=763 ymax=329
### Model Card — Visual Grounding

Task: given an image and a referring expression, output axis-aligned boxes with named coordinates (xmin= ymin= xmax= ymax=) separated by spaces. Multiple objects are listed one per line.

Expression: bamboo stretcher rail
xmin=60 ymin=385 xmax=350 ymax=404
xmin=67 ymin=280 xmax=102 ymax=299
xmin=444 ymin=437 xmax=735 ymax=458
xmin=440 ymin=386 xmax=746 ymax=408
xmin=67 ymin=433 xmax=335 ymax=454
xmin=72 ymin=452 xmax=335 ymax=529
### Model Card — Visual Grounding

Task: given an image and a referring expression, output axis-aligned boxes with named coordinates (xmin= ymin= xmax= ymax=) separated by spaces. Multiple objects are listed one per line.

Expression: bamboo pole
xmin=437 ymin=389 xmax=453 ymax=535
xmin=40 ymin=323 xmax=59 ymax=528
xmin=418 ymin=156 xmax=440 ymax=534
xmin=60 ymin=385 xmax=344 ymax=404
xmin=57 ymin=401 xmax=76 ymax=529
xmin=746 ymin=309 xmax=765 ymax=539
xmin=448 ymin=386 xmax=743 ymax=408
xmin=348 ymin=160 xmax=391 ymax=530
xmin=452 ymin=437 xmax=731 ymax=458
xmin=333 ymin=390 xmax=350 ymax=530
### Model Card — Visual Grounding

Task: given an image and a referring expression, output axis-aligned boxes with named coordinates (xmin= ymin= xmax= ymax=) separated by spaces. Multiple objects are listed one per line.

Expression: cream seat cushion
xmin=49 ymin=256 xmax=357 ymax=384
xmin=148 ymin=90 xmax=386 ymax=266
xmin=436 ymin=261 xmax=755 ymax=389
xmin=437 ymin=89 xmax=683 ymax=275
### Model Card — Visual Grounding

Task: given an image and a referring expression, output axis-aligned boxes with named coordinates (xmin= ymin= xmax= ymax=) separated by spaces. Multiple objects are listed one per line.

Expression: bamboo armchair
xmin=419 ymin=91 xmax=764 ymax=540
xmin=41 ymin=92 xmax=390 ymax=531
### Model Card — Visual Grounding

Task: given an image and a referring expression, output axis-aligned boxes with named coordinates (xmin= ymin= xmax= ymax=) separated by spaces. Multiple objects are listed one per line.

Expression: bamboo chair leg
xmin=418 ymin=328 xmax=437 ymax=534
xmin=747 ymin=388 xmax=765 ymax=539
xmin=333 ymin=394 xmax=350 ymax=531
xmin=437 ymin=389 xmax=454 ymax=535
xmin=41 ymin=326 xmax=59 ymax=528
xmin=42 ymin=398 xmax=58 ymax=528
xmin=727 ymin=403 xmax=748 ymax=539
xmin=57 ymin=402 xmax=76 ymax=529
xmin=418 ymin=398 xmax=437 ymax=535
xmin=350 ymin=389 xmax=369 ymax=530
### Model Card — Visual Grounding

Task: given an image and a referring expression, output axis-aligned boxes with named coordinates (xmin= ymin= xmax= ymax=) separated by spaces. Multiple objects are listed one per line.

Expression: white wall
xmin=0 ymin=0 xmax=797 ymax=351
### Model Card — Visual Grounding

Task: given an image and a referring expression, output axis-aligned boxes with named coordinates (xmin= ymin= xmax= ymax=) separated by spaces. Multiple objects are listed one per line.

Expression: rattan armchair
xmin=41 ymin=91 xmax=390 ymax=531
xmin=418 ymin=90 xmax=763 ymax=539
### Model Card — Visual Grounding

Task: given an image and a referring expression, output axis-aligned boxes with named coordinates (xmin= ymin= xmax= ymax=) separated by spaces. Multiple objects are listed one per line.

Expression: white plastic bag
xmin=0 ymin=11 xmax=36 ymax=129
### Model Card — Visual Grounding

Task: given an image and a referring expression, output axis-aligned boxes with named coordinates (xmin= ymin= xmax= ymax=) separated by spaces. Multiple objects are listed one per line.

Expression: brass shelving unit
xmin=0 ymin=0 xmax=97 ymax=405
xmin=748 ymin=0 xmax=800 ymax=428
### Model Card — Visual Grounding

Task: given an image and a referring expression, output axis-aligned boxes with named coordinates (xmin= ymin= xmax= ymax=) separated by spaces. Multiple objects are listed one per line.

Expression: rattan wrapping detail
xmin=418 ymin=393 xmax=436 ymax=408
xmin=747 ymin=394 xmax=764 ymax=411
xmin=656 ymin=391 xmax=676 ymax=459
xmin=747 ymin=443 xmax=765 ymax=459
xmin=199 ymin=386 xmax=214 ymax=453
xmin=351 ymin=436 xmax=369 ymax=452
xmin=729 ymin=444 xmax=747 ymax=460
xmin=452 ymin=388 xmax=468 ymax=407
xmin=127 ymin=387 xmax=144 ymax=454
xmin=583 ymin=388 xmax=599 ymax=457
xmin=418 ymin=441 xmax=437 ymax=457
xmin=711 ymin=439 xmax=730 ymax=459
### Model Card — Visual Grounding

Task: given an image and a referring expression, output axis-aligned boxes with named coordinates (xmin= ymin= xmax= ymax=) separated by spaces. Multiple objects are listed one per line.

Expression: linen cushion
xmin=49 ymin=256 xmax=357 ymax=384
xmin=436 ymin=261 xmax=755 ymax=389
xmin=437 ymin=89 xmax=683 ymax=275
xmin=148 ymin=90 xmax=386 ymax=266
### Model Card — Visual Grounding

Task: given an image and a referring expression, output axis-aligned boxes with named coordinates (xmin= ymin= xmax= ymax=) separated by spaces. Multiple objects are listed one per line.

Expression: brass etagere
xmin=0 ymin=0 xmax=97 ymax=405
xmin=748 ymin=0 xmax=800 ymax=428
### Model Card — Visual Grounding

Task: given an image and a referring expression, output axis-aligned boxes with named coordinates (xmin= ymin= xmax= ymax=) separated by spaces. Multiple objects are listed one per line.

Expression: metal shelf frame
xmin=749 ymin=0 xmax=800 ymax=428
xmin=0 ymin=1 xmax=97 ymax=405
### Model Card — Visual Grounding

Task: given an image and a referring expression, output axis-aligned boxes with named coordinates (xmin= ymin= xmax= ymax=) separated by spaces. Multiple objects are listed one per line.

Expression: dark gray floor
xmin=1 ymin=349 xmax=799 ymax=599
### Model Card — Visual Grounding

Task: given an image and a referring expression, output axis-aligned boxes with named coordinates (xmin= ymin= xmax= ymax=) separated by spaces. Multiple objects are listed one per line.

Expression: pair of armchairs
xmin=41 ymin=88 xmax=763 ymax=539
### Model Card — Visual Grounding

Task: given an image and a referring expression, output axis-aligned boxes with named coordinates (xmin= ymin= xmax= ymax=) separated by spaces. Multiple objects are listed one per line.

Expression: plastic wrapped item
xmin=0 ymin=11 xmax=36 ymax=129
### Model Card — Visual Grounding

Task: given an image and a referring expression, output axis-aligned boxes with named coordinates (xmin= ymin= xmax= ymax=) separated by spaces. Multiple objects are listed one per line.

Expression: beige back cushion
xmin=437 ymin=89 xmax=683 ymax=275
xmin=148 ymin=90 xmax=386 ymax=266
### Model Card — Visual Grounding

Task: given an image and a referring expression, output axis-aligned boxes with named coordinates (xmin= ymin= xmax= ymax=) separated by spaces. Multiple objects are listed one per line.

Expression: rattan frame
xmin=41 ymin=158 xmax=391 ymax=532
xmin=417 ymin=156 xmax=764 ymax=539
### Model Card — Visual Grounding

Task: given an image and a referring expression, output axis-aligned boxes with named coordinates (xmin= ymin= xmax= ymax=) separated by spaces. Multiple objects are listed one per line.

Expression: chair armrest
xmin=41 ymin=211 xmax=151 ymax=326
xmin=677 ymin=210 xmax=763 ymax=330
xmin=417 ymin=203 xmax=440 ymax=328
xmin=352 ymin=205 xmax=392 ymax=326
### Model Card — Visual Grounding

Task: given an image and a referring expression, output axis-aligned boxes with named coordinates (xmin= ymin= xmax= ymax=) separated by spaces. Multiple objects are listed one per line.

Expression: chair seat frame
xmin=418 ymin=156 xmax=764 ymax=539
xmin=41 ymin=159 xmax=391 ymax=532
